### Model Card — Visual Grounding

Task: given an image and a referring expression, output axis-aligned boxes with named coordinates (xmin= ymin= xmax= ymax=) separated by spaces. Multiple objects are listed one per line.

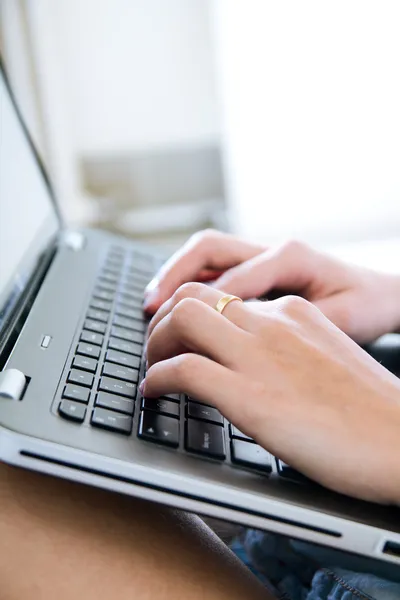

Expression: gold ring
xmin=215 ymin=294 xmax=243 ymax=315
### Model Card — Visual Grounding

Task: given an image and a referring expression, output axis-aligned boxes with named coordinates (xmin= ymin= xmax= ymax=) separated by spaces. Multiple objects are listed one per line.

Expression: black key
xmin=63 ymin=384 xmax=90 ymax=403
xmin=95 ymin=391 xmax=134 ymax=415
xmin=92 ymin=288 xmax=114 ymax=302
xmin=277 ymin=460 xmax=306 ymax=482
xmin=111 ymin=326 xmax=143 ymax=344
xmin=91 ymin=408 xmax=132 ymax=435
xmin=87 ymin=308 xmax=109 ymax=323
xmin=122 ymin=279 xmax=149 ymax=293
xmin=68 ymin=369 xmax=94 ymax=388
xmin=99 ymin=272 xmax=119 ymax=284
xmin=185 ymin=420 xmax=225 ymax=459
xmin=138 ymin=411 xmax=179 ymax=447
xmin=84 ymin=319 xmax=107 ymax=334
xmin=162 ymin=393 xmax=181 ymax=402
xmin=117 ymin=297 xmax=143 ymax=311
xmin=119 ymin=290 xmax=143 ymax=304
xmin=106 ymin=349 xmax=140 ymax=369
xmin=98 ymin=376 xmax=136 ymax=398
xmin=103 ymin=362 xmax=139 ymax=383
xmin=108 ymin=337 xmax=142 ymax=356
xmin=90 ymin=298 xmax=113 ymax=312
xmin=231 ymin=440 xmax=272 ymax=472
xmin=76 ymin=342 xmax=101 ymax=359
xmin=95 ymin=280 xmax=116 ymax=292
xmin=80 ymin=330 xmax=104 ymax=346
xmin=104 ymin=260 xmax=123 ymax=273
xmin=142 ymin=397 xmax=180 ymax=418
xmin=230 ymin=424 xmax=254 ymax=441
xmin=187 ymin=401 xmax=223 ymax=425
xmin=72 ymin=355 xmax=97 ymax=373
xmin=121 ymin=282 xmax=145 ymax=295
xmin=113 ymin=315 xmax=145 ymax=333
xmin=59 ymin=399 xmax=86 ymax=422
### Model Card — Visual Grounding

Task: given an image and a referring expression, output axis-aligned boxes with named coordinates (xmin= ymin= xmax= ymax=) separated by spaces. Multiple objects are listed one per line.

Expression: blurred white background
xmin=1 ymin=0 xmax=400 ymax=253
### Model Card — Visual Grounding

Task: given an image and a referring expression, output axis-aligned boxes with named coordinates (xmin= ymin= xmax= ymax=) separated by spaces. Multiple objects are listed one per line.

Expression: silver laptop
xmin=1 ymin=59 xmax=400 ymax=567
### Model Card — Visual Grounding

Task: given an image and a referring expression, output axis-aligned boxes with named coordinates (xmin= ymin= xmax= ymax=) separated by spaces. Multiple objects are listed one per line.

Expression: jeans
xmin=230 ymin=529 xmax=400 ymax=600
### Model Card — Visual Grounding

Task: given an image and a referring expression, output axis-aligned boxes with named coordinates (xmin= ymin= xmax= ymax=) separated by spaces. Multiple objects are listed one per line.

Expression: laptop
xmin=1 ymin=59 xmax=400 ymax=567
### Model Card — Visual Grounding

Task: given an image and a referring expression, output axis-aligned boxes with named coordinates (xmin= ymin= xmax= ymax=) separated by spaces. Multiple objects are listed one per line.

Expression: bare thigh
xmin=0 ymin=463 xmax=270 ymax=600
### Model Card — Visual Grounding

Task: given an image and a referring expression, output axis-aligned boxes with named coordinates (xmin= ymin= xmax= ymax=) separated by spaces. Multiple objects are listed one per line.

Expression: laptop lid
xmin=0 ymin=60 xmax=61 ymax=350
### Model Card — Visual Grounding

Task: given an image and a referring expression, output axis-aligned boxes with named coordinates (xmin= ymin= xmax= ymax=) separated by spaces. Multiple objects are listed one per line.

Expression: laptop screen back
xmin=0 ymin=65 xmax=59 ymax=335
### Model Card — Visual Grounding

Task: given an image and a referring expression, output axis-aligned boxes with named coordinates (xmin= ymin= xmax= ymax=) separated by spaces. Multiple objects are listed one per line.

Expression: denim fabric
xmin=230 ymin=529 xmax=400 ymax=600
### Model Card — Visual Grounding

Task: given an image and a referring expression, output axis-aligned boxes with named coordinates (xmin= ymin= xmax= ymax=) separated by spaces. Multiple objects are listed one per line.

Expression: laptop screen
xmin=0 ymin=65 xmax=60 ymax=336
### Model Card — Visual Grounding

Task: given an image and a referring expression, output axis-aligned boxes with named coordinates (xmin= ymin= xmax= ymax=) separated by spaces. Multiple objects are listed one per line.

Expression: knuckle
xmin=279 ymin=294 xmax=311 ymax=316
xmin=280 ymin=239 xmax=307 ymax=256
xmin=174 ymin=353 xmax=202 ymax=384
xmin=174 ymin=281 xmax=204 ymax=303
xmin=170 ymin=297 xmax=200 ymax=330
xmin=191 ymin=228 xmax=222 ymax=248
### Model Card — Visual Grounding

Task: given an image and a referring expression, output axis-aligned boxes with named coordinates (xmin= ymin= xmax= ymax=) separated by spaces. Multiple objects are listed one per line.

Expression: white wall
xmin=52 ymin=0 xmax=220 ymax=155
xmin=214 ymin=1 xmax=400 ymax=245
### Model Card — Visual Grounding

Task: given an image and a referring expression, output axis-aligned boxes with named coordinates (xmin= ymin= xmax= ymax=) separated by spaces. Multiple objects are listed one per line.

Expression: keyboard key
xmin=103 ymin=362 xmax=139 ymax=383
xmin=119 ymin=290 xmax=143 ymax=304
xmin=94 ymin=280 xmax=116 ymax=292
xmin=185 ymin=420 xmax=225 ymax=459
xmin=90 ymin=298 xmax=113 ymax=312
xmin=111 ymin=326 xmax=143 ymax=344
xmin=99 ymin=272 xmax=119 ymax=284
xmin=76 ymin=342 xmax=101 ymax=359
xmin=95 ymin=391 xmax=134 ymax=415
xmin=162 ymin=393 xmax=181 ymax=402
xmin=92 ymin=288 xmax=114 ymax=302
xmin=99 ymin=376 xmax=136 ymax=398
xmin=72 ymin=355 xmax=97 ymax=373
xmin=80 ymin=330 xmax=104 ymax=346
xmin=138 ymin=411 xmax=179 ymax=447
xmin=121 ymin=282 xmax=145 ymax=295
xmin=277 ymin=460 xmax=307 ymax=482
xmin=68 ymin=369 xmax=94 ymax=388
xmin=117 ymin=296 xmax=143 ymax=310
xmin=187 ymin=401 xmax=223 ymax=425
xmin=91 ymin=408 xmax=132 ymax=434
xmin=59 ymin=399 xmax=86 ymax=422
xmin=113 ymin=314 xmax=145 ymax=333
xmin=230 ymin=424 xmax=254 ymax=441
xmin=84 ymin=319 xmax=107 ymax=334
xmin=142 ymin=397 xmax=180 ymax=418
xmin=231 ymin=440 xmax=272 ymax=472
xmin=106 ymin=349 xmax=141 ymax=369
xmin=108 ymin=337 xmax=142 ymax=356
xmin=87 ymin=308 xmax=109 ymax=323
xmin=62 ymin=384 xmax=90 ymax=403
xmin=124 ymin=271 xmax=150 ymax=287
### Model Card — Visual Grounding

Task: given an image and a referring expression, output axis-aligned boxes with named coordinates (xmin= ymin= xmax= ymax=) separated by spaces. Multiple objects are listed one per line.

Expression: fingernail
xmin=139 ymin=378 xmax=146 ymax=396
xmin=143 ymin=287 xmax=160 ymax=310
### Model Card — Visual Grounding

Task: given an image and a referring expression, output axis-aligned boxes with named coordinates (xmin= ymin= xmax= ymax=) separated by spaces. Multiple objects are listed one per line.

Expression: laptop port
xmin=382 ymin=541 xmax=400 ymax=559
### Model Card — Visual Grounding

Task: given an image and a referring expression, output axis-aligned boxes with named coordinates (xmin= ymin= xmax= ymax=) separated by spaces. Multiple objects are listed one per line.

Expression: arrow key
xmin=138 ymin=411 xmax=179 ymax=448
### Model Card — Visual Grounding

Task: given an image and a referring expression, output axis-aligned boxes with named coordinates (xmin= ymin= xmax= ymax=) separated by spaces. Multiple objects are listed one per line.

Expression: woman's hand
xmin=144 ymin=282 xmax=400 ymax=504
xmin=144 ymin=230 xmax=400 ymax=344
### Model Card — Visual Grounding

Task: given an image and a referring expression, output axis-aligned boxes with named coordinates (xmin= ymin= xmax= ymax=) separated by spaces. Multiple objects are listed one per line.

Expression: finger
xmin=143 ymin=230 xmax=265 ymax=313
xmin=146 ymin=297 xmax=252 ymax=369
xmin=147 ymin=281 xmax=259 ymax=339
xmin=142 ymin=354 xmax=253 ymax=434
xmin=214 ymin=241 xmax=319 ymax=299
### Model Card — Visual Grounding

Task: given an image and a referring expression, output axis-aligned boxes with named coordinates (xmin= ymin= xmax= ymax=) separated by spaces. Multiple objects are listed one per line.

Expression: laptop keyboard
xmin=56 ymin=244 xmax=305 ymax=482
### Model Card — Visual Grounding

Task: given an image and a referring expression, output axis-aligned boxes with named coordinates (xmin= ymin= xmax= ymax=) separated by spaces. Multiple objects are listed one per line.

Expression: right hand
xmin=143 ymin=229 xmax=400 ymax=344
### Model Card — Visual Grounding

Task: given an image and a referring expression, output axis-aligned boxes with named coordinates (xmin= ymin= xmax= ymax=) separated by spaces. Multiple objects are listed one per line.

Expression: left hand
xmin=143 ymin=282 xmax=400 ymax=504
